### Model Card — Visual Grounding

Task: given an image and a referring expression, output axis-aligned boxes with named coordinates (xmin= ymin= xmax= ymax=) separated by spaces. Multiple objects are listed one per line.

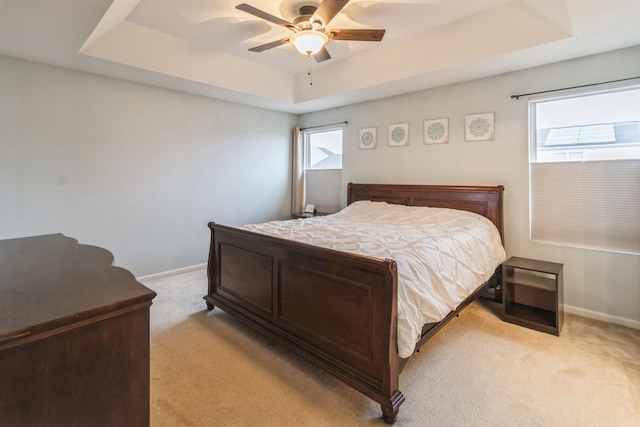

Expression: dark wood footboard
xmin=205 ymin=222 xmax=405 ymax=422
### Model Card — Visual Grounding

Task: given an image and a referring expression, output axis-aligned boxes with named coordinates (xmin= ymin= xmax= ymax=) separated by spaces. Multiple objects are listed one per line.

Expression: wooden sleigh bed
xmin=205 ymin=183 xmax=504 ymax=423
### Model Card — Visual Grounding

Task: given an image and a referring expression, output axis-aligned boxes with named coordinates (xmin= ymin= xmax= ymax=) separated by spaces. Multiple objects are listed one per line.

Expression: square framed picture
xmin=465 ymin=112 xmax=495 ymax=141
xmin=388 ymin=123 xmax=409 ymax=147
xmin=358 ymin=127 xmax=377 ymax=149
xmin=424 ymin=118 xmax=449 ymax=144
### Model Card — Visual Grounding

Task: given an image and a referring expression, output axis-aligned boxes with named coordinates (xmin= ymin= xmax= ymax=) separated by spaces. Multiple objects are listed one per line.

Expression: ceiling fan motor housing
xmin=294 ymin=5 xmax=321 ymax=31
xmin=299 ymin=5 xmax=318 ymax=16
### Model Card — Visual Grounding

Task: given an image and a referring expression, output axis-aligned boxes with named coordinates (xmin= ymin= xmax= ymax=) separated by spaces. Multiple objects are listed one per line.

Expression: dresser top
xmin=0 ymin=234 xmax=156 ymax=346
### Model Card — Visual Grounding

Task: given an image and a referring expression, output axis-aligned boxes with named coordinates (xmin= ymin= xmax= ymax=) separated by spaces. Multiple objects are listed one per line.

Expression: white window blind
xmin=530 ymin=159 xmax=640 ymax=254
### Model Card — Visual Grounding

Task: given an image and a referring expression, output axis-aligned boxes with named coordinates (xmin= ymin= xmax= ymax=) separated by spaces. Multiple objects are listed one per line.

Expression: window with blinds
xmin=529 ymin=85 xmax=640 ymax=254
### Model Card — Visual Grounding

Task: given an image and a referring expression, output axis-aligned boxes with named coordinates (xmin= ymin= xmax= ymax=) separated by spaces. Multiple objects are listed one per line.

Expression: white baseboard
xmin=137 ymin=263 xmax=206 ymax=282
xmin=564 ymin=304 xmax=640 ymax=330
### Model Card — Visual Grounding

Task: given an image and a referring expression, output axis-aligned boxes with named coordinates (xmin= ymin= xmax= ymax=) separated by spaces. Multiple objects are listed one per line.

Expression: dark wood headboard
xmin=347 ymin=183 xmax=505 ymax=242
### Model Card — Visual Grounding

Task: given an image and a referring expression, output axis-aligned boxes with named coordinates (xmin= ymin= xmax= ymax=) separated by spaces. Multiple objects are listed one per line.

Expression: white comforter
xmin=242 ymin=201 xmax=506 ymax=358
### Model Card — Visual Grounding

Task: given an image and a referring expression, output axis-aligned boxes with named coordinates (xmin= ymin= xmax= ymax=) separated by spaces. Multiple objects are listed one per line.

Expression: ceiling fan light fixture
xmin=290 ymin=30 xmax=328 ymax=56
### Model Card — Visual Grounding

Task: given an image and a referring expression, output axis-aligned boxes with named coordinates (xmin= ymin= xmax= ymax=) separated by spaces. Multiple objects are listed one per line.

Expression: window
xmin=532 ymin=88 xmax=640 ymax=162
xmin=305 ymin=128 xmax=343 ymax=170
xmin=529 ymin=84 xmax=640 ymax=254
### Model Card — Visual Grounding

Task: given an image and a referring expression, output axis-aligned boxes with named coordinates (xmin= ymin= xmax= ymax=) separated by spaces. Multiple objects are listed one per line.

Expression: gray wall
xmin=0 ymin=55 xmax=296 ymax=277
xmin=298 ymin=45 xmax=640 ymax=328
xmin=2 ymin=46 xmax=638 ymax=328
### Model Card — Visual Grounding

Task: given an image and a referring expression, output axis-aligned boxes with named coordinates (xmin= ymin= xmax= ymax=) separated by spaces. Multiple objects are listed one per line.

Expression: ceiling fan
xmin=236 ymin=0 xmax=385 ymax=63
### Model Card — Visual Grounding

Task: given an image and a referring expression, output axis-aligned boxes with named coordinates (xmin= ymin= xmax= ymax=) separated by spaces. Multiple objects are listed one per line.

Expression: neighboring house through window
xmin=306 ymin=128 xmax=343 ymax=170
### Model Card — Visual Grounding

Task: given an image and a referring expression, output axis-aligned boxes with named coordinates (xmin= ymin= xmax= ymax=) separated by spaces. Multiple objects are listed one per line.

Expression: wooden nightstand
xmin=502 ymin=256 xmax=563 ymax=336
xmin=291 ymin=212 xmax=330 ymax=219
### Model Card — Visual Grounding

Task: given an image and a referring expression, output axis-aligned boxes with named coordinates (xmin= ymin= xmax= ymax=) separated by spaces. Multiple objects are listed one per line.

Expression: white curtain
xmin=291 ymin=127 xmax=306 ymax=214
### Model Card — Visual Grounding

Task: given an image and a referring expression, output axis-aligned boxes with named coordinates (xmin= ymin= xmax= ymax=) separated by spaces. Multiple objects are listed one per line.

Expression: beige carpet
xmin=144 ymin=269 xmax=640 ymax=427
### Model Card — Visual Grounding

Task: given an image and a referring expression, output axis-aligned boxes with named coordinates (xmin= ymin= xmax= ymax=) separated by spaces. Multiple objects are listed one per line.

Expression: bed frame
xmin=205 ymin=183 xmax=504 ymax=423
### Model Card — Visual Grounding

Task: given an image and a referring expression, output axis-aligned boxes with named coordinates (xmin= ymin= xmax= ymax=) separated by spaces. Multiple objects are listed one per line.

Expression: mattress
xmin=242 ymin=200 xmax=506 ymax=358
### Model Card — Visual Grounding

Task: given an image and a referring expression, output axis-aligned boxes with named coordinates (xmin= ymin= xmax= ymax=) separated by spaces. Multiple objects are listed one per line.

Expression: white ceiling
xmin=0 ymin=0 xmax=639 ymax=113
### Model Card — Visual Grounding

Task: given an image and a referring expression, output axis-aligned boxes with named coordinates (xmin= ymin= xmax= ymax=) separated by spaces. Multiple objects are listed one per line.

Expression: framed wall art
xmin=465 ymin=112 xmax=495 ymax=141
xmin=358 ymin=127 xmax=377 ymax=149
xmin=388 ymin=123 xmax=409 ymax=147
xmin=423 ymin=118 xmax=449 ymax=144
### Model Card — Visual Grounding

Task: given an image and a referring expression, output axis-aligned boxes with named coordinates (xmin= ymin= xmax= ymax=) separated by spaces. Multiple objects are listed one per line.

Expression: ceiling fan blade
xmin=314 ymin=47 xmax=332 ymax=63
xmin=330 ymin=29 xmax=386 ymax=42
xmin=236 ymin=3 xmax=293 ymax=28
xmin=311 ymin=0 xmax=351 ymax=27
xmin=248 ymin=38 xmax=290 ymax=52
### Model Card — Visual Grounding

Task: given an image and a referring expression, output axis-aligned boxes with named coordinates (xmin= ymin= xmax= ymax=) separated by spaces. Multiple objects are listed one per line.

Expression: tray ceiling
xmin=1 ymin=0 xmax=639 ymax=113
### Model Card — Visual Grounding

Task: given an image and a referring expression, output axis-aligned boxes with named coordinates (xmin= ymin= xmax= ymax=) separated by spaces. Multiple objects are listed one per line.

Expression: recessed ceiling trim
xmin=80 ymin=21 xmax=295 ymax=104
xmin=294 ymin=1 xmax=573 ymax=104
xmin=80 ymin=0 xmax=141 ymax=51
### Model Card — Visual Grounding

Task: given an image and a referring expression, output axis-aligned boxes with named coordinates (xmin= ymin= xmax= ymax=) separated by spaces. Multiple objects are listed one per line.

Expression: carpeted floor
xmin=144 ymin=269 xmax=640 ymax=426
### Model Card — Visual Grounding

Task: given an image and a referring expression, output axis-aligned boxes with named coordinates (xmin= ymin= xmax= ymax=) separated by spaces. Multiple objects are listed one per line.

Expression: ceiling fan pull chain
xmin=308 ymin=58 xmax=313 ymax=86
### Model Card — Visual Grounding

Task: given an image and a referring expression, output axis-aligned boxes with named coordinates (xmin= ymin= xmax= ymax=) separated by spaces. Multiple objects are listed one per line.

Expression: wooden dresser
xmin=0 ymin=234 xmax=156 ymax=426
